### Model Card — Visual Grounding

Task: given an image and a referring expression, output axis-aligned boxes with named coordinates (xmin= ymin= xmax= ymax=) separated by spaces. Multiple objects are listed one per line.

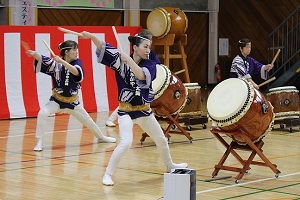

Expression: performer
xmin=80 ymin=30 xmax=188 ymax=186
xmin=229 ymin=38 xmax=273 ymax=89
xmin=26 ymin=40 xmax=116 ymax=151
xmin=105 ymin=29 xmax=161 ymax=127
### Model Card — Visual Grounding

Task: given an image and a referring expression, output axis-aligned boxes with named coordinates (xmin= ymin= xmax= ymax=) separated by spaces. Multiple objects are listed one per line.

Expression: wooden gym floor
xmin=1 ymin=88 xmax=300 ymax=200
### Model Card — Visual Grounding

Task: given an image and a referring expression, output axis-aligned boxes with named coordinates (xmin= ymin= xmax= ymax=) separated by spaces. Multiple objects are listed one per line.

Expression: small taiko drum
xmin=147 ymin=7 xmax=188 ymax=39
xmin=207 ymin=78 xmax=274 ymax=145
xmin=150 ymin=64 xmax=187 ymax=117
xmin=267 ymin=86 xmax=300 ymax=120
xmin=179 ymin=83 xmax=202 ymax=116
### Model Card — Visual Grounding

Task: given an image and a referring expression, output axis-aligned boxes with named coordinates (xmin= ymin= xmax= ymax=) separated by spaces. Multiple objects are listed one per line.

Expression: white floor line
xmin=0 ymin=126 xmax=107 ymax=139
xmin=197 ymin=171 xmax=300 ymax=194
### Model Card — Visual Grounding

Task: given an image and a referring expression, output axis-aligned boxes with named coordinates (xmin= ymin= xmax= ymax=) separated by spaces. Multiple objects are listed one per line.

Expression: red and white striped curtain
xmin=0 ymin=26 xmax=141 ymax=120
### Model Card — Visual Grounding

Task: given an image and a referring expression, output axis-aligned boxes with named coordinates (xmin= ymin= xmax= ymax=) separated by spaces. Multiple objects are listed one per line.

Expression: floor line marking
xmin=197 ymin=171 xmax=300 ymax=194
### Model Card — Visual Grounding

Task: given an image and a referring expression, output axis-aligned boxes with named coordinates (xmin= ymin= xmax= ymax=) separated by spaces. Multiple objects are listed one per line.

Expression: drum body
xmin=179 ymin=83 xmax=202 ymax=116
xmin=267 ymin=86 xmax=300 ymax=120
xmin=150 ymin=64 xmax=187 ymax=117
xmin=207 ymin=78 xmax=274 ymax=145
xmin=147 ymin=7 xmax=188 ymax=39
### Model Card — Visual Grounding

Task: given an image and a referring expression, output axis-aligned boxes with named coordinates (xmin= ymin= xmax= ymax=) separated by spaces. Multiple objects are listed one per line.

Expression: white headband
xmin=134 ymin=34 xmax=151 ymax=42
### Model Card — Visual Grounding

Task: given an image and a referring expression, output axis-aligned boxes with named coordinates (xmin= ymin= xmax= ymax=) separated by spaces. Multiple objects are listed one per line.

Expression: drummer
xmin=105 ymin=29 xmax=161 ymax=127
xmin=80 ymin=29 xmax=188 ymax=186
xmin=229 ymin=38 xmax=273 ymax=89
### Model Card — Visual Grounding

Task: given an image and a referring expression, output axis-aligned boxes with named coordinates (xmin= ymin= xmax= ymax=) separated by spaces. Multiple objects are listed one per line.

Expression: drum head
xmin=147 ymin=8 xmax=170 ymax=38
xmin=207 ymin=78 xmax=251 ymax=121
xmin=152 ymin=64 xmax=171 ymax=98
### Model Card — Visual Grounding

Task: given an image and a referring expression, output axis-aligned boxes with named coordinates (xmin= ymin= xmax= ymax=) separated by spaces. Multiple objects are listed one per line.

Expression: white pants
xmin=36 ymin=100 xmax=104 ymax=139
xmin=105 ymin=113 xmax=174 ymax=175
xmin=107 ymin=106 xmax=119 ymax=122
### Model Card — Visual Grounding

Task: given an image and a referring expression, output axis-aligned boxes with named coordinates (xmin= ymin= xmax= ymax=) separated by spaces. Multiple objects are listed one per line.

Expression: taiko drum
xmin=150 ymin=64 xmax=187 ymax=117
xmin=267 ymin=86 xmax=300 ymax=120
xmin=147 ymin=7 xmax=188 ymax=39
xmin=207 ymin=78 xmax=274 ymax=145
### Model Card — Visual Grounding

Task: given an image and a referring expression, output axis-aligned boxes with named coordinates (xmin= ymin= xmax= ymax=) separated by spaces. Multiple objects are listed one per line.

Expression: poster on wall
xmin=9 ymin=0 xmax=37 ymax=25
xmin=37 ymin=0 xmax=114 ymax=8
xmin=219 ymin=38 xmax=229 ymax=56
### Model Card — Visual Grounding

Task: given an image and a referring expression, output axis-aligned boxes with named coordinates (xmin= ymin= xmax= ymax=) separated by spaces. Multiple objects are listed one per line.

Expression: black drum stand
xmin=273 ymin=117 xmax=300 ymax=132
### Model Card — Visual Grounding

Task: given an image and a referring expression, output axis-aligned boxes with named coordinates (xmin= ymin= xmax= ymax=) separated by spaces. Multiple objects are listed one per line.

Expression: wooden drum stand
xmin=209 ymin=128 xmax=281 ymax=183
xmin=140 ymin=106 xmax=193 ymax=145
xmin=152 ymin=34 xmax=190 ymax=83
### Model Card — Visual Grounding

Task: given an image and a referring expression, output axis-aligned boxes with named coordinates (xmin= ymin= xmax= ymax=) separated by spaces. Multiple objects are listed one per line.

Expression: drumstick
xmin=258 ymin=76 xmax=276 ymax=87
xmin=57 ymin=27 xmax=83 ymax=37
xmin=174 ymin=69 xmax=185 ymax=75
xmin=112 ymin=26 xmax=123 ymax=53
xmin=42 ymin=39 xmax=55 ymax=56
xmin=21 ymin=41 xmax=30 ymax=51
xmin=271 ymin=49 xmax=281 ymax=65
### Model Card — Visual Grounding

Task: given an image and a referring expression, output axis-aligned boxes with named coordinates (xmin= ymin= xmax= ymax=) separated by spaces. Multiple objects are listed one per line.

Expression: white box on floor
xmin=164 ymin=168 xmax=196 ymax=200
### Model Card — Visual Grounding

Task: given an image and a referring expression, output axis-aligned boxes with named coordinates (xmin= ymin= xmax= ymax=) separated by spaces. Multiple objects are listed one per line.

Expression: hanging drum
xmin=207 ymin=78 xmax=274 ymax=145
xmin=147 ymin=7 xmax=188 ymax=39
xmin=150 ymin=64 xmax=187 ymax=117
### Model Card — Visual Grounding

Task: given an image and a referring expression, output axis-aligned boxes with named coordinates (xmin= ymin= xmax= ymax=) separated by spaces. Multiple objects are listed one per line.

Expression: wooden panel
xmin=38 ymin=9 xmax=123 ymax=26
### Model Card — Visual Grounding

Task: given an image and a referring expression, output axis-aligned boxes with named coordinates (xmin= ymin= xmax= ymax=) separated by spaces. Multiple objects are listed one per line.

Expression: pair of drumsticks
xmin=21 ymin=26 xmax=123 ymax=57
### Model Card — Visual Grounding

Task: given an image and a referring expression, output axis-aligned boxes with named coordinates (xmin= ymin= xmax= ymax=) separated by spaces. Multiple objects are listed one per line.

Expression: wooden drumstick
xmin=258 ymin=76 xmax=276 ymax=87
xmin=174 ymin=69 xmax=185 ymax=75
xmin=271 ymin=49 xmax=281 ymax=65
xmin=57 ymin=27 xmax=83 ymax=37
xmin=21 ymin=41 xmax=30 ymax=51
xmin=42 ymin=39 xmax=55 ymax=56
xmin=112 ymin=26 xmax=123 ymax=53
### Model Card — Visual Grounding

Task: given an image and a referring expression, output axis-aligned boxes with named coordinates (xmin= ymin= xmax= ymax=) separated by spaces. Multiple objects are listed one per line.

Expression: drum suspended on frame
xmin=207 ymin=78 xmax=274 ymax=145
xmin=147 ymin=7 xmax=188 ymax=39
xmin=267 ymin=86 xmax=300 ymax=120
xmin=150 ymin=64 xmax=187 ymax=117
xmin=179 ymin=83 xmax=202 ymax=116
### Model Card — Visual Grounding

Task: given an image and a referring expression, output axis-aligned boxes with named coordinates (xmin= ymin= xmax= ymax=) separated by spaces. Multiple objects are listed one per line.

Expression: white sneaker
xmin=102 ymin=173 xmax=114 ymax=186
xmin=98 ymin=136 xmax=116 ymax=143
xmin=166 ymin=163 xmax=188 ymax=173
xmin=33 ymin=139 xmax=43 ymax=151
xmin=105 ymin=120 xmax=116 ymax=127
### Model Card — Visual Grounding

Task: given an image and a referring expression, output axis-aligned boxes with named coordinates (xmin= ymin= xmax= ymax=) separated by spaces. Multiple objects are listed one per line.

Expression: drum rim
xmin=183 ymin=83 xmax=199 ymax=86
xmin=268 ymin=86 xmax=299 ymax=95
xmin=147 ymin=7 xmax=171 ymax=38
xmin=153 ymin=64 xmax=171 ymax=99
xmin=156 ymin=7 xmax=171 ymax=38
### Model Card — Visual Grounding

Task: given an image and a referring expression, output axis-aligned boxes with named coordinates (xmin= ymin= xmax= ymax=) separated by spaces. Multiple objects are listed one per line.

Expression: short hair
xmin=238 ymin=38 xmax=251 ymax=48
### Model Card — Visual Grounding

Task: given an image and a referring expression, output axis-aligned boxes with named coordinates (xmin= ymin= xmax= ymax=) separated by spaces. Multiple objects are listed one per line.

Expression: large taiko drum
xmin=147 ymin=7 xmax=188 ymax=39
xmin=267 ymin=86 xmax=300 ymax=120
xmin=150 ymin=64 xmax=187 ymax=117
xmin=207 ymin=78 xmax=274 ymax=145
xmin=179 ymin=83 xmax=202 ymax=116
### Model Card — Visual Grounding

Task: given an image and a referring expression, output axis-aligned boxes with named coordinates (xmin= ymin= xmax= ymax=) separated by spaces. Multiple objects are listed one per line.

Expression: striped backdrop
xmin=0 ymin=26 xmax=141 ymax=120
